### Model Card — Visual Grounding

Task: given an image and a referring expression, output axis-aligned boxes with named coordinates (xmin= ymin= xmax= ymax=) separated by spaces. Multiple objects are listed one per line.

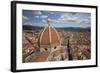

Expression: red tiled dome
xmin=38 ymin=20 xmax=60 ymax=46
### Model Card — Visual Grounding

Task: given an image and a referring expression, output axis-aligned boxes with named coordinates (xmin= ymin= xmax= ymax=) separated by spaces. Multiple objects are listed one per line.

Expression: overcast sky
xmin=23 ymin=10 xmax=91 ymax=28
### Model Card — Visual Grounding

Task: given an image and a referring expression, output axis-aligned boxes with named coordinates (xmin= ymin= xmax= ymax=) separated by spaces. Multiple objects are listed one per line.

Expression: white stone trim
xmin=39 ymin=25 xmax=48 ymax=45
xmin=49 ymin=26 xmax=52 ymax=45
xmin=51 ymin=25 xmax=60 ymax=44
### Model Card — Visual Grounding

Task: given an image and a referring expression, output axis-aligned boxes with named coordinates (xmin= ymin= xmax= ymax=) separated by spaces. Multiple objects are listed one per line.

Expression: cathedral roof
xmin=38 ymin=20 xmax=60 ymax=46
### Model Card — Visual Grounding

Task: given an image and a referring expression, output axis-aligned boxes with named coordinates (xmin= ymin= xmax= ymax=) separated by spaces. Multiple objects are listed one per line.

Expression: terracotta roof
xmin=50 ymin=27 xmax=60 ymax=44
xmin=32 ymin=52 xmax=49 ymax=62
xmin=39 ymin=27 xmax=51 ymax=45
xmin=81 ymin=49 xmax=90 ymax=59
xmin=38 ymin=21 xmax=60 ymax=46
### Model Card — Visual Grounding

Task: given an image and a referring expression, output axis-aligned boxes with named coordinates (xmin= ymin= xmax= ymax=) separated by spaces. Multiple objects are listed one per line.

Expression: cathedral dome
xmin=38 ymin=19 xmax=60 ymax=47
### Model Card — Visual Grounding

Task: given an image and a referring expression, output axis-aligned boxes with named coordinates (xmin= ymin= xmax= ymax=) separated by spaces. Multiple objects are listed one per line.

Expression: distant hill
xmin=56 ymin=27 xmax=91 ymax=32
xmin=23 ymin=25 xmax=43 ymax=30
xmin=23 ymin=25 xmax=91 ymax=32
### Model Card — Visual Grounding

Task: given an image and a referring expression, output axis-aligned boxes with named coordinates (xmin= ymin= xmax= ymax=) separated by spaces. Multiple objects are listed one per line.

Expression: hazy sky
xmin=23 ymin=10 xmax=91 ymax=28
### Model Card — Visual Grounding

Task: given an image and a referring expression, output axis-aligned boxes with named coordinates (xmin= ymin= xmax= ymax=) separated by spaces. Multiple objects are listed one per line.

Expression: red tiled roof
xmin=38 ymin=23 xmax=60 ymax=46
xmin=32 ymin=52 xmax=49 ymax=62
xmin=39 ymin=27 xmax=51 ymax=45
